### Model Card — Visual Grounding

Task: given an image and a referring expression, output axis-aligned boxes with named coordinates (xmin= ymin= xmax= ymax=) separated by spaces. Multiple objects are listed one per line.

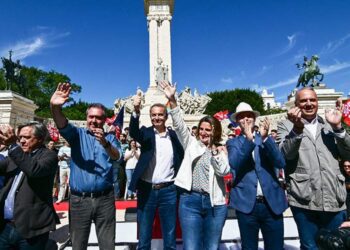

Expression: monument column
xmin=144 ymin=0 xmax=174 ymax=88
xmin=159 ymin=15 xmax=172 ymax=83
xmin=147 ymin=16 xmax=158 ymax=87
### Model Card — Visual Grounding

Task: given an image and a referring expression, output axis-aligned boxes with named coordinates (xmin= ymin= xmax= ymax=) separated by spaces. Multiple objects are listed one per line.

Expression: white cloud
xmin=274 ymin=33 xmax=298 ymax=57
xmin=8 ymin=37 xmax=45 ymax=60
xmin=287 ymin=34 xmax=296 ymax=48
xmin=320 ymin=33 xmax=350 ymax=55
xmin=221 ymin=77 xmax=233 ymax=84
xmin=320 ymin=62 xmax=350 ymax=74
xmin=0 ymin=28 xmax=70 ymax=60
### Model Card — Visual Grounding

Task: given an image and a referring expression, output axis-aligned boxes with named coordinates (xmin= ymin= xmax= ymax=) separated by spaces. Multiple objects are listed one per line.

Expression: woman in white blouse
xmin=124 ymin=139 xmax=140 ymax=199
xmin=160 ymin=81 xmax=230 ymax=250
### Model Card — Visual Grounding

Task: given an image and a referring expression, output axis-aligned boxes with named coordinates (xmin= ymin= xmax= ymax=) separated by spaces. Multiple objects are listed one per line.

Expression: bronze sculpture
xmin=296 ymin=55 xmax=324 ymax=88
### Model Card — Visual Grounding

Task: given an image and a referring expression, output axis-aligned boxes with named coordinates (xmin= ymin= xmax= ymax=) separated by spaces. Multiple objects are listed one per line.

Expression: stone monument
xmin=115 ymin=0 xmax=211 ymax=128
xmin=0 ymin=90 xmax=38 ymax=127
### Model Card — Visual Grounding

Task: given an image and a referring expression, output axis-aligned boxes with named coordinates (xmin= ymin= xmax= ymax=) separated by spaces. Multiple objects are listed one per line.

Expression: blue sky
xmin=1 ymin=0 xmax=350 ymax=109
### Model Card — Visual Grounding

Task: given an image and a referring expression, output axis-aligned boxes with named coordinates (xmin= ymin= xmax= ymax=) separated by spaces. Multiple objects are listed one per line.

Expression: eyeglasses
xmin=344 ymin=165 xmax=350 ymax=169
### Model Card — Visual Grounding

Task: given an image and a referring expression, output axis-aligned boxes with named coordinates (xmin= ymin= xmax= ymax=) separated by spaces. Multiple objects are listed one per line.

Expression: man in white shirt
xmin=277 ymin=87 xmax=350 ymax=249
xmin=128 ymin=93 xmax=184 ymax=250
xmin=56 ymin=141 xmax=71 ymax=203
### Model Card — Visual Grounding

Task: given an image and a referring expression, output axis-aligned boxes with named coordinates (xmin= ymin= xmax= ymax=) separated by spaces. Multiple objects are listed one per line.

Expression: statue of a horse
xmin=296 ymin=55 xmax=324 ymax=88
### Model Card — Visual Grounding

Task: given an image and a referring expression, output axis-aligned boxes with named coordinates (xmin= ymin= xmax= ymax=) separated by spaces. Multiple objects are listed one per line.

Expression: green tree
xmin=205 ymin=89 xmax=265 ymax=116
xmin=61 ymin=101 xmax=114 ymax=120
xmin=0 ymin=69 xmax=6 ymax=89
xmin=20 ymin=67 xmax=82 ymax=118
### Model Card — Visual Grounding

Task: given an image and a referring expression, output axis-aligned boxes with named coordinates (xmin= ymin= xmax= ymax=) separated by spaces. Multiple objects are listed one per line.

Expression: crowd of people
xmin=0 ymin=81 xmax=349 ymax=250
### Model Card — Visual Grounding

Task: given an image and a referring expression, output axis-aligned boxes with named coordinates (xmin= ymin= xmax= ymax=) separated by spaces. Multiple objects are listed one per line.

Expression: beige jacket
xmin=169 ymin=107 xmax=230 ymax=206
xmin=277 ymin=116 xmax=350 ymax=212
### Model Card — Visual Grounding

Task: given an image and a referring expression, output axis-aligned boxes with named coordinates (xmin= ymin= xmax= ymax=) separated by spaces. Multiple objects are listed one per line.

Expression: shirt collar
xmin=302 ymin=117 xmax=318 ymax=125
xmin=153 ymin=127 xmax=169 ymax=137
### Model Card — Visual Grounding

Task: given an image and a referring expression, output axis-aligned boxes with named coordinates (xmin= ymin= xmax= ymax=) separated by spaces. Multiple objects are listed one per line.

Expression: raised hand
xmin=92 ymin=128 xmax=108 ymax=147
xmin=287 ymin=107 xmax=304 ymax=133
xmin=159 ymin=81 xmax=177 ymax=109
xmin=132 ymin=90 xmax=142 ymax=113
xmin=50 ymin=82 xmax=71 ymax=107
xmin=242 ymin=120 xmax=254 ymax=141
xmin=325 ymin=108 xmax=343 ymax=129
xmin=259 ymin=117 xmax=270 ymax=140
xmin=0 ymin=125 xmax=17 ymax=146
xmin=159 ymin=81 xmax=176 ymax=101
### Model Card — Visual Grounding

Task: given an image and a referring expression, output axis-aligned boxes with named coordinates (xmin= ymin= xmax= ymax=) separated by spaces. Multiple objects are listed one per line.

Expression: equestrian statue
xmin=296 ymin=55 xmax=324 ymax=88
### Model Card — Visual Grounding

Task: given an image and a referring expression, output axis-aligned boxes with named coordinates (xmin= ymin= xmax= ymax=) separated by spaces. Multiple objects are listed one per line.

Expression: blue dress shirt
xmin=59 ymin=123 xmax=121 ymax=193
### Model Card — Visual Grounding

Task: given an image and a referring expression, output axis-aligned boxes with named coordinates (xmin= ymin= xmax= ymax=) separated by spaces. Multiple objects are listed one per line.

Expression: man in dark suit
xmin=227 ymin=102 xmax=288 ymax=250
xmin=129 ymin=93 xmax=184 ymax=250
xmin=0 ymin=122 xmax=59 ymax=249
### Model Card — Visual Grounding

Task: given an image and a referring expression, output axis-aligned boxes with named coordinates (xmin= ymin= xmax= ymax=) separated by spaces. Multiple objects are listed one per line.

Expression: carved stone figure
xmin=155 ymin=58 xmax=169 ymax=84
xmin=114 ymin=88 xmax=145 ymax=114
xmin=177 ymin=87 xmax=212 ymax=115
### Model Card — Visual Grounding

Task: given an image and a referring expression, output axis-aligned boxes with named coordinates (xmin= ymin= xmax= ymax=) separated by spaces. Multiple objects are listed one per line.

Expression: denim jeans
xmin=125 ymin=169 xmax=135 ymax=196
xmin=70 ymin=189 xmax=116 ymax=250
xmin=236 ymin=201 xmax=284 ymax=250
xmin=0 ymin=223 xmax=48 ymax=250
xmin=291 ymin=206 xmax=347 ymax=250
xmin=137 ymin=181 xmax=177 ymax=250
xmin=179 ymin=191 xmax=227 ymax=250
xmin=112 ymin=161 xmax=120 ymax=198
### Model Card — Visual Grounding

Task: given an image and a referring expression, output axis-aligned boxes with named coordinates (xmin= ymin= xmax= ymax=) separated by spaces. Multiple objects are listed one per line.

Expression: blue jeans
xmin=125 ymin=169 xmax=135 ymax=196
xmin=236 ymin=201 xmax=284 ymax=250
xmin=113 ymin=161 xmax=120 ymax=198
xmin=179 ymin=191 xmax=227 ymax=250
xmin=70 ymin=189 xmax=116 ymax=250
xmin=0 ymin=223 xmax=48 ymax=250
xmin=291 ymin=206 xmax=347 ymax=250
xmin=137 ymin=181 xmax=177 ymax=250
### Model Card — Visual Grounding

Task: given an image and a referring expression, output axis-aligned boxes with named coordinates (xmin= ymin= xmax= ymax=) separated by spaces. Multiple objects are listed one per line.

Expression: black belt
xmin=71 ymin=188 xmax=112 ymax=198
xmin=152 ymin=181 xmax=174 ymax=190
xmin=256 ymin=195 xmax=266 ymax=203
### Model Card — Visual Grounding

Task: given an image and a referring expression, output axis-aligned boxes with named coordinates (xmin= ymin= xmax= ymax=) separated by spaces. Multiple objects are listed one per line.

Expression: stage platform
xmin=51 ymin=200 xmax=301 ymax=249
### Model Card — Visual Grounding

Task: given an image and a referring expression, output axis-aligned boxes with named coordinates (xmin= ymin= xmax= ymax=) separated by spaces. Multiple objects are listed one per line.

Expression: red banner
xmin=213 ymin=110 xmax=229 ymax=121
xmin=47 ymin=123 xmax=60 ymax=142
xmin=343 ymin=99 xmax=350 ymax=126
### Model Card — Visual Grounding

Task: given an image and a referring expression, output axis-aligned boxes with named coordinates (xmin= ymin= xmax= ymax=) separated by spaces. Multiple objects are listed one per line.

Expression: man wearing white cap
xmin=227 ymin=102 xmax=288 ymax=249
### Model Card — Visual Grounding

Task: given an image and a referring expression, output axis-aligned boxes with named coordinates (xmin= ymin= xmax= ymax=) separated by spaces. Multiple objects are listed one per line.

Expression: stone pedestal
xmin=0 ymin=90 xmax=38 ymax=128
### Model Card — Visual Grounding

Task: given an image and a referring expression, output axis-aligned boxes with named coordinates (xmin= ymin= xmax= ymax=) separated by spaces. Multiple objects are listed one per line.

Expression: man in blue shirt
xmin=50 ymin=82 xmax=121 ymax=250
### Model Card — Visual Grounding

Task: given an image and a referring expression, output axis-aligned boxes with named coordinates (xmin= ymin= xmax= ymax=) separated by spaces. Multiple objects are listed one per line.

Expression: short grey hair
xmin=18 ymin=121 xmax=49 ymax=142
xmin=86 ymin=103 xmax=106 ymax=118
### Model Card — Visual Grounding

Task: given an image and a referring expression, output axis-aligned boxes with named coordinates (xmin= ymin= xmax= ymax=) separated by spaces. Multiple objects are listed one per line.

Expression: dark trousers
xmin=291 ymin=206 xmax=347 ymax=250
xmin=236 ymin=200 xmax=284 ymax=250
xmin=0 ymin=224 xmax=48 ymax=250
xmin=70 ymin=189 xmax=116 ymax=250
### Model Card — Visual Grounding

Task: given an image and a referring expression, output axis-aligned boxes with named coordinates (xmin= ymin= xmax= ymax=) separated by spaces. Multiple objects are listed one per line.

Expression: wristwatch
xmin=211 ymin=149 xmax=219 ymax=156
